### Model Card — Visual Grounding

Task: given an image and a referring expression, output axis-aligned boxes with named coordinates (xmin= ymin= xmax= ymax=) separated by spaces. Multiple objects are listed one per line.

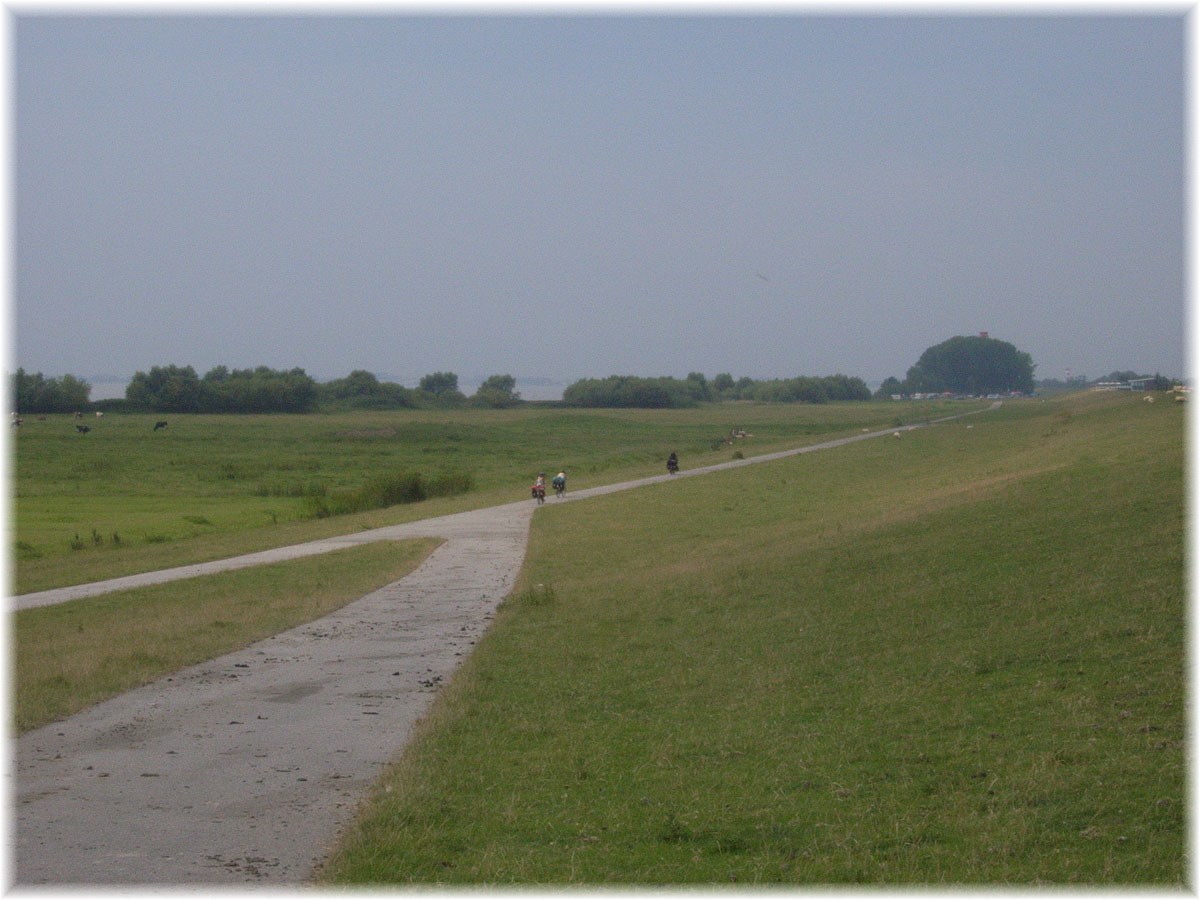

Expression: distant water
xmin=88 ymin=381 xmax=130 ymax=402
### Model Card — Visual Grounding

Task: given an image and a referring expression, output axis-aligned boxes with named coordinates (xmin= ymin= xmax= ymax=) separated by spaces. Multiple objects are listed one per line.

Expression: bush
xmin=427 ymin=469 xmax=475 ymax=497
xmin=310 ymin=469 xmax=475 ymax=518
xmin=562 ymin=376 xmax=696 ymax=408
xmin=318 ymin=371 xmax=416 ymax=410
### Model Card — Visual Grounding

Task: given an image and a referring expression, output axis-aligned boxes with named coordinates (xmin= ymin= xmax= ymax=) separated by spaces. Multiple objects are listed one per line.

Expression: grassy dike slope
xmin=322 ymin=392 xmax=1184 ymax=885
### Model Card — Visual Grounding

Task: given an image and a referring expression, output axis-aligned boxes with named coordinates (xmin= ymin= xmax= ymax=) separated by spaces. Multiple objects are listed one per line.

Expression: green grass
xmin=14 ymin=538 xmax=439 ymax=733
xmin=319 ymin=392 xmax=1184 ymax=884
xmin=13 ymin=403 xmax=971 ymax=594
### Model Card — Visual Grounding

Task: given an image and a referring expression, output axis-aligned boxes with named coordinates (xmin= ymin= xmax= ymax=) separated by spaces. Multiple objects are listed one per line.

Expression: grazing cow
xmin=153 ymin=421 xmax=168 ymax=431
xmin=95 ymin=411 xmax=104 ymax=418
xmin=76 ymin=424 xmax=90 ymax=434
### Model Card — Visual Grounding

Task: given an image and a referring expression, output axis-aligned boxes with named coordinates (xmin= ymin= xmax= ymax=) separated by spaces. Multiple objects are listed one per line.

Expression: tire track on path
xmin=14 ymin=407 xmax=995 ymax=885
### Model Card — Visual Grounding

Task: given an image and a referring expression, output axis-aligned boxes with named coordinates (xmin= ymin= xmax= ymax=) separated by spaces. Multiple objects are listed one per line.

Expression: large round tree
xmin=905 ymin=335 xmax=1035 ymax=395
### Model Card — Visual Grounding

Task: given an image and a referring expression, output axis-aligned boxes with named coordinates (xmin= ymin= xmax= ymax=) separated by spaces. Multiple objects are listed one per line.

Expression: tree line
xmin=562 ymin=373 xmax=871 ymax=407
xmin=118 ymin=367 xmax=527 ymax=413
xmin=11 ymin=369 xmax=92 ymax=413
xmin=10 ymin=366 xmax=525 ymax=414
xmin=17 ymin=334 xmax=1174 ymax=414
xmin=10 ymin=365 xmax=873 ymax=413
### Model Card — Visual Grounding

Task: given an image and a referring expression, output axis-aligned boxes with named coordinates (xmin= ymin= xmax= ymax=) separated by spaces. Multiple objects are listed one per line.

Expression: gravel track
xmin=13 ymin=412 xmax=991 ymax=885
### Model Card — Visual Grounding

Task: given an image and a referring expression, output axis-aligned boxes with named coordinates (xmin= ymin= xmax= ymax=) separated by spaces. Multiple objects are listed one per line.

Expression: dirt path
xmin=14 ymin=413 xmax=990 ymax=885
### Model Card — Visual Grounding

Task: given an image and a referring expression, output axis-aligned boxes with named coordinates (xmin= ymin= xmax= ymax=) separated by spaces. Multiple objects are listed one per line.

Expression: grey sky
xmin=13 ymin=12 xmax=1186 ymax=392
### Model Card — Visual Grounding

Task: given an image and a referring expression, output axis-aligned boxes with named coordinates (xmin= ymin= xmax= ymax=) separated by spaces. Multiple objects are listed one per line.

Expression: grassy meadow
xmin=319 ymin=391 xmax=1185 ymax=884
xmin=9 ymin=392 xmax=1185 ymax=883
xmin=12 ymin=402 xmax=960 ymax=594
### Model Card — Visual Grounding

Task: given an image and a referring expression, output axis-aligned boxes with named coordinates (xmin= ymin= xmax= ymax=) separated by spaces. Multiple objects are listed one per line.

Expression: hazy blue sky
xmin=13 ymin=12 xmax=1186 ymax=394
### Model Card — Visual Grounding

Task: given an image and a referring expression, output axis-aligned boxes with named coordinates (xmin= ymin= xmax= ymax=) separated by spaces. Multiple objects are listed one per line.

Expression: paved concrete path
xmin=15 ymin=500 xmax=540 ymax=885
xmin=13 ymin=411 xmax=992 ymax=885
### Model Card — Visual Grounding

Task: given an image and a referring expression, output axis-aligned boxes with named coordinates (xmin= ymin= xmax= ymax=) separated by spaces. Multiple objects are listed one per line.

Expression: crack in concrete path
xmin=13 ymin=411 xmax=994 ymax=885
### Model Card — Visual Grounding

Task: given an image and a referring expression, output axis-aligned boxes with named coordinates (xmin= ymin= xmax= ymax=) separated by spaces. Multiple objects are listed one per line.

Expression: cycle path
xmin=14 ymin=412 xmax=989 ymax=885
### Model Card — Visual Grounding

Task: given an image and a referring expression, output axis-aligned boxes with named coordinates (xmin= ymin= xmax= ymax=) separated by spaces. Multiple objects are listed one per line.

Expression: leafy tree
xmin=330 ymin=369 xmax=382 ymax=398
xmin=712 ymin=372 xmax=735 ymax=397
xmin=684 ymin=372 xmax=712 ymax=402
xmin=319 ymin=370 xmax=414 ymax=409
xmin=472 ymin=374 xmax=521 ymax=408
xmin=822 ymin=374 xmax=872 ymax=401
xmin=202 ymin=366 xmax=317 ymax=413
xmin=418 ymin=372 xmax=465 ymax=406
xmin=479 ymin=374 xmax=516 ymax=394
xmin=127 ymin=365 xmax=202 ymax=411
xmin=12 ymin=369 xmax=91 ymax=413
xmin=905 ymin=335 xmax=1035 ymax=395
xmin=875 ymin=376 xmax=905 ymax=399
xmin=733 ymin=377 xmax=757 ymax=400
xmin=419 ymin=371 xmax=458 ymax=395
xmin=127 ymin=364 xmax=318 ymax=412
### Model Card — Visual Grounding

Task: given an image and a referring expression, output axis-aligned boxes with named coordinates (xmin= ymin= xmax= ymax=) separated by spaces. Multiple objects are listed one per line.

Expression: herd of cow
xmin=10 ymin=411 xmax=169 ymax=433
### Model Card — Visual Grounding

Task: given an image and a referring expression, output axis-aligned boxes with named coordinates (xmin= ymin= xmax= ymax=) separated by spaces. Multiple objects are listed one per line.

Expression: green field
xmin=10 ymin=392 xmax=1186 ymax=883
xmin=319 ymin=392 xmax=1185 ymax=884
xmin=12 ymin=401 xmax=964 ymax=594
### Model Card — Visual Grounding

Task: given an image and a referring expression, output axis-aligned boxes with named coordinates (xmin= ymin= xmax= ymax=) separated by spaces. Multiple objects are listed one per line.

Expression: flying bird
xmin=755 ymin=271 xmax=770 ymax=283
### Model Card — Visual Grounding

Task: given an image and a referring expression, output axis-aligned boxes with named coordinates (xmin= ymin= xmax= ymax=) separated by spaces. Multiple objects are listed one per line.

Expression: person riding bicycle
xmin=667 ymin=452 xmax=679 ymax=474
xmin=551 ymin=471 xmax=566 ymax=497
xmin=532 ymin=473 xmax=546 ymax=504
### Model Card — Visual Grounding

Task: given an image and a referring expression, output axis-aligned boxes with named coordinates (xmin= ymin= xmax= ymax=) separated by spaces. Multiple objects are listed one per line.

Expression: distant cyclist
xmin=667 ymin=452 xmax=679 ymax=475
xmin=551 ymin=471 xmax=566 ymax=497
xmin=532 ymin=473 xmax=546 ymax=505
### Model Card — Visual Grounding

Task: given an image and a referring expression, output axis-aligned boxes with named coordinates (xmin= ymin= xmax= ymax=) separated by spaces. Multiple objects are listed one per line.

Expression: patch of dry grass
xmin=14 ymin=538 xmax=439 ymax=733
